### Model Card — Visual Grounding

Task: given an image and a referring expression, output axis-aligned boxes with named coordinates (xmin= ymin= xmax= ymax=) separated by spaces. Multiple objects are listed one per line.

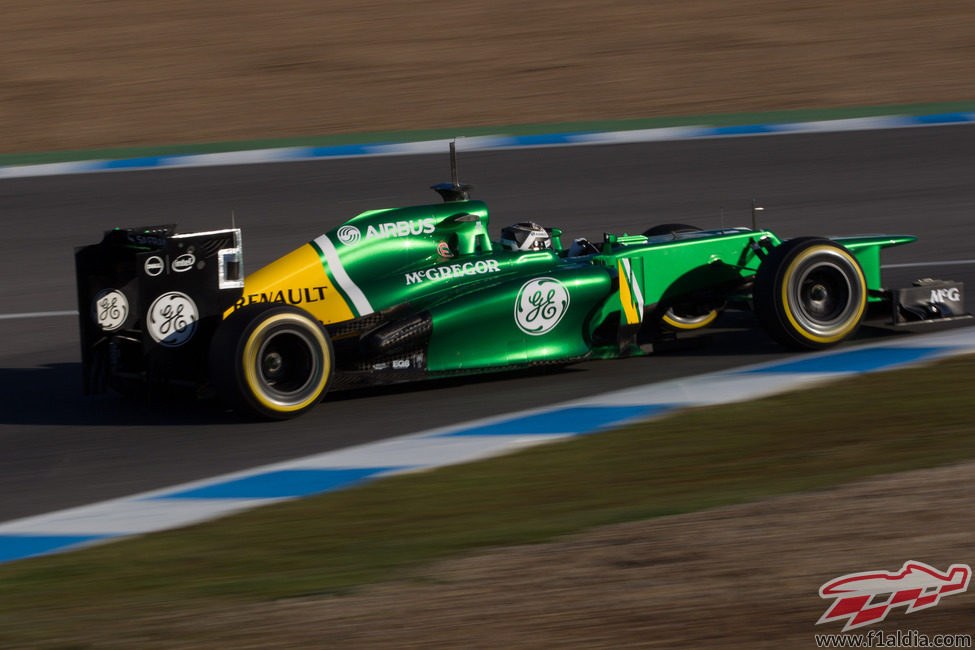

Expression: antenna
xmin=431 ymin=139 xmax=473 ymax=202
xmin=231 ymin=209 xmax=236 ymax=230
xmin=751 ymin=199 xmax=764 ymax=231
xmin=450 ymin=139 xmax=459 ymax=187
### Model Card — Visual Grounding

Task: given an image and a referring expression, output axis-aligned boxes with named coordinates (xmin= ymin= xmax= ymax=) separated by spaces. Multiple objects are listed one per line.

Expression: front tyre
xmin=643 ymin=223 xmax=723 ymax=331
xmin=209 ymin=304 xmax=333 ymax=419
xmin=661 ymin=303 xmax=722 ymax=331
xmin=753 ymin=237 xmax=867 ymax=349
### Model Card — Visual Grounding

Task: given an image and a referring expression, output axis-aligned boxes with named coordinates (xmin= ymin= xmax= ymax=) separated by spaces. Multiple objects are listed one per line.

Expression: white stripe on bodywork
xmin=312 ymin=234 xmax=374 ymax=316
xmin=621 ymin=258 xmax=645 ymax=321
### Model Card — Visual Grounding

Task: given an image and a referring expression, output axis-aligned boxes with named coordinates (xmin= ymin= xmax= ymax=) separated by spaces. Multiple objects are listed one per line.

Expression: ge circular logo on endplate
xmin=92 ymin=289 xmax=129 ymax=331
xmin=514 ymin=277 xmax=570 ymax=335
xmin=147 ymin=291 xmax=199 ymax=347
xmin=337 ymin=225 xmax=362 ymax=245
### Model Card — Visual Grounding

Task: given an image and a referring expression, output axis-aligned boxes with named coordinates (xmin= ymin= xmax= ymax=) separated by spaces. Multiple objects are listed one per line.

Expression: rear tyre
xmin=209 ymin=304 xmax=333 ymax=419
xmin=644 ymin=223 xmax=723 ymax=331
xmin=642 ymin=223 xmax=701 ymax=238
xmin=753 ymin=237 xmax=867 ymax=349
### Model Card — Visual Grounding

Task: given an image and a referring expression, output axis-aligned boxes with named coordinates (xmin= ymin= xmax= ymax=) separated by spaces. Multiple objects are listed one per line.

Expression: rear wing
xmin=75 ymin=226 xmax=244 ymax=394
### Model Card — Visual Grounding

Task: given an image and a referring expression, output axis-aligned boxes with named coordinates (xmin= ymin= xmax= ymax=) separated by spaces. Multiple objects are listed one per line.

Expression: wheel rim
xmin=239 ymin=313 xmax=330 ymax=414
xmin=787 ymin=252 xmax=864 ymax=337
xmin=254 ymin=327 xmax=323 ymax=404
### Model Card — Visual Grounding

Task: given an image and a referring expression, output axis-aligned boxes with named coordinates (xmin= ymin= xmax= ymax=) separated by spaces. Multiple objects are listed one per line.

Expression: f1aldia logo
xmin=515 ymin=277 xmax=570 ymax=335
xmin=817 ymin=560 xmax=971 ymax=631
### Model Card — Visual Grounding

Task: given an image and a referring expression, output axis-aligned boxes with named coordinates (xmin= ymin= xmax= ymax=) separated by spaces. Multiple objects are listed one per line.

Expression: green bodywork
xmin=310 ymin=199 xmax=914 ymax=380
xmin=832 ymin=235 xmax=918 ymax=294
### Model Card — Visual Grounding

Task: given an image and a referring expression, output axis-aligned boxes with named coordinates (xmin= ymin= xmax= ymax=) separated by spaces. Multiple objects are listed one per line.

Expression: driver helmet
xmin=499 ymin=222 xmax=552 ymax=251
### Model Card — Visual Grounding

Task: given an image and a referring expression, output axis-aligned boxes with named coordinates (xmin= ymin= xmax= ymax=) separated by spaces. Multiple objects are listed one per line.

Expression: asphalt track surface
xmin=2 ymin=125 xmax=975 ymax=523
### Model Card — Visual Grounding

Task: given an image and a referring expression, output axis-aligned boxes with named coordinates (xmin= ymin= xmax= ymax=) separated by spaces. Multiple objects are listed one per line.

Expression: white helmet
xmin=499 ymin=222 xmax=552 ymax=251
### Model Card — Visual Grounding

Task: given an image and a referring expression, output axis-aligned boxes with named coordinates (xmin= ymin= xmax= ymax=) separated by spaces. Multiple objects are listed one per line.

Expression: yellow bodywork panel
xmin=617 ymin=259 xmax=644 ymax=325
xmin=223 ymin=244 xmax=355 ymax=324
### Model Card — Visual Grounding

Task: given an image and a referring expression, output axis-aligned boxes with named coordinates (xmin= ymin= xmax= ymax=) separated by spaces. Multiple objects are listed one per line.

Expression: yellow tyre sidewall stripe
xmin=242 ymin=313 xmax=331 ymax=413
xmin=781 ymin=245 xmax=866 ymax=344
xmin=662 ymin=308 xmax=720 ymax=331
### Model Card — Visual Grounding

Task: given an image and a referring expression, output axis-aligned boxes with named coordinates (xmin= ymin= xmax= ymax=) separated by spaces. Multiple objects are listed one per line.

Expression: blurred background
xmin=2 ymin=0 xmax=974 ymax=154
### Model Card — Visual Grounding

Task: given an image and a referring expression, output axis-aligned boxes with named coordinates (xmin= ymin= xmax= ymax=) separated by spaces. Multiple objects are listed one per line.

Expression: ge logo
xmin=147 ymin=292 xmax=199 ymax=347
xmin=515 ymin=277 xmax=570 ymax=335
xmin=92 ymin=289 xmax=129 ymax=331
xmin=337 ymin=225 xmax=361 ymax=245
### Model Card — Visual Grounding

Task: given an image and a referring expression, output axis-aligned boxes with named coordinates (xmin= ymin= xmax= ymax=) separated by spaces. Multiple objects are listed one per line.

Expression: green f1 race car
xmin=76 ymin=159 xmax=966 ymax=419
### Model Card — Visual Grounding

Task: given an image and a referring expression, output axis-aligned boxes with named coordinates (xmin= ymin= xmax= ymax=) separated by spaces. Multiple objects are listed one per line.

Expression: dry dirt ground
xmin=94 ymin=463 xmax=975 ymax=648
xmin=4 ymin=2 xmax=975 ymax=646
xmin=2 ymin=1 xmax=975 ymax=153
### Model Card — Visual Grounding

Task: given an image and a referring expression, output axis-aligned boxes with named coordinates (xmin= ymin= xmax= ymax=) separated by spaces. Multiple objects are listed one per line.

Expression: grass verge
xmin=2 ymin=353 xmax=975 ymax=644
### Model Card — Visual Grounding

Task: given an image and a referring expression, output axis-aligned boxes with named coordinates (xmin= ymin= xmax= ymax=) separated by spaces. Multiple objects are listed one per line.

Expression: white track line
xmin=0 ymin=310 xmax=78 ymax=321
xmin=883 ymin=260 xmax=975 ymax=268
